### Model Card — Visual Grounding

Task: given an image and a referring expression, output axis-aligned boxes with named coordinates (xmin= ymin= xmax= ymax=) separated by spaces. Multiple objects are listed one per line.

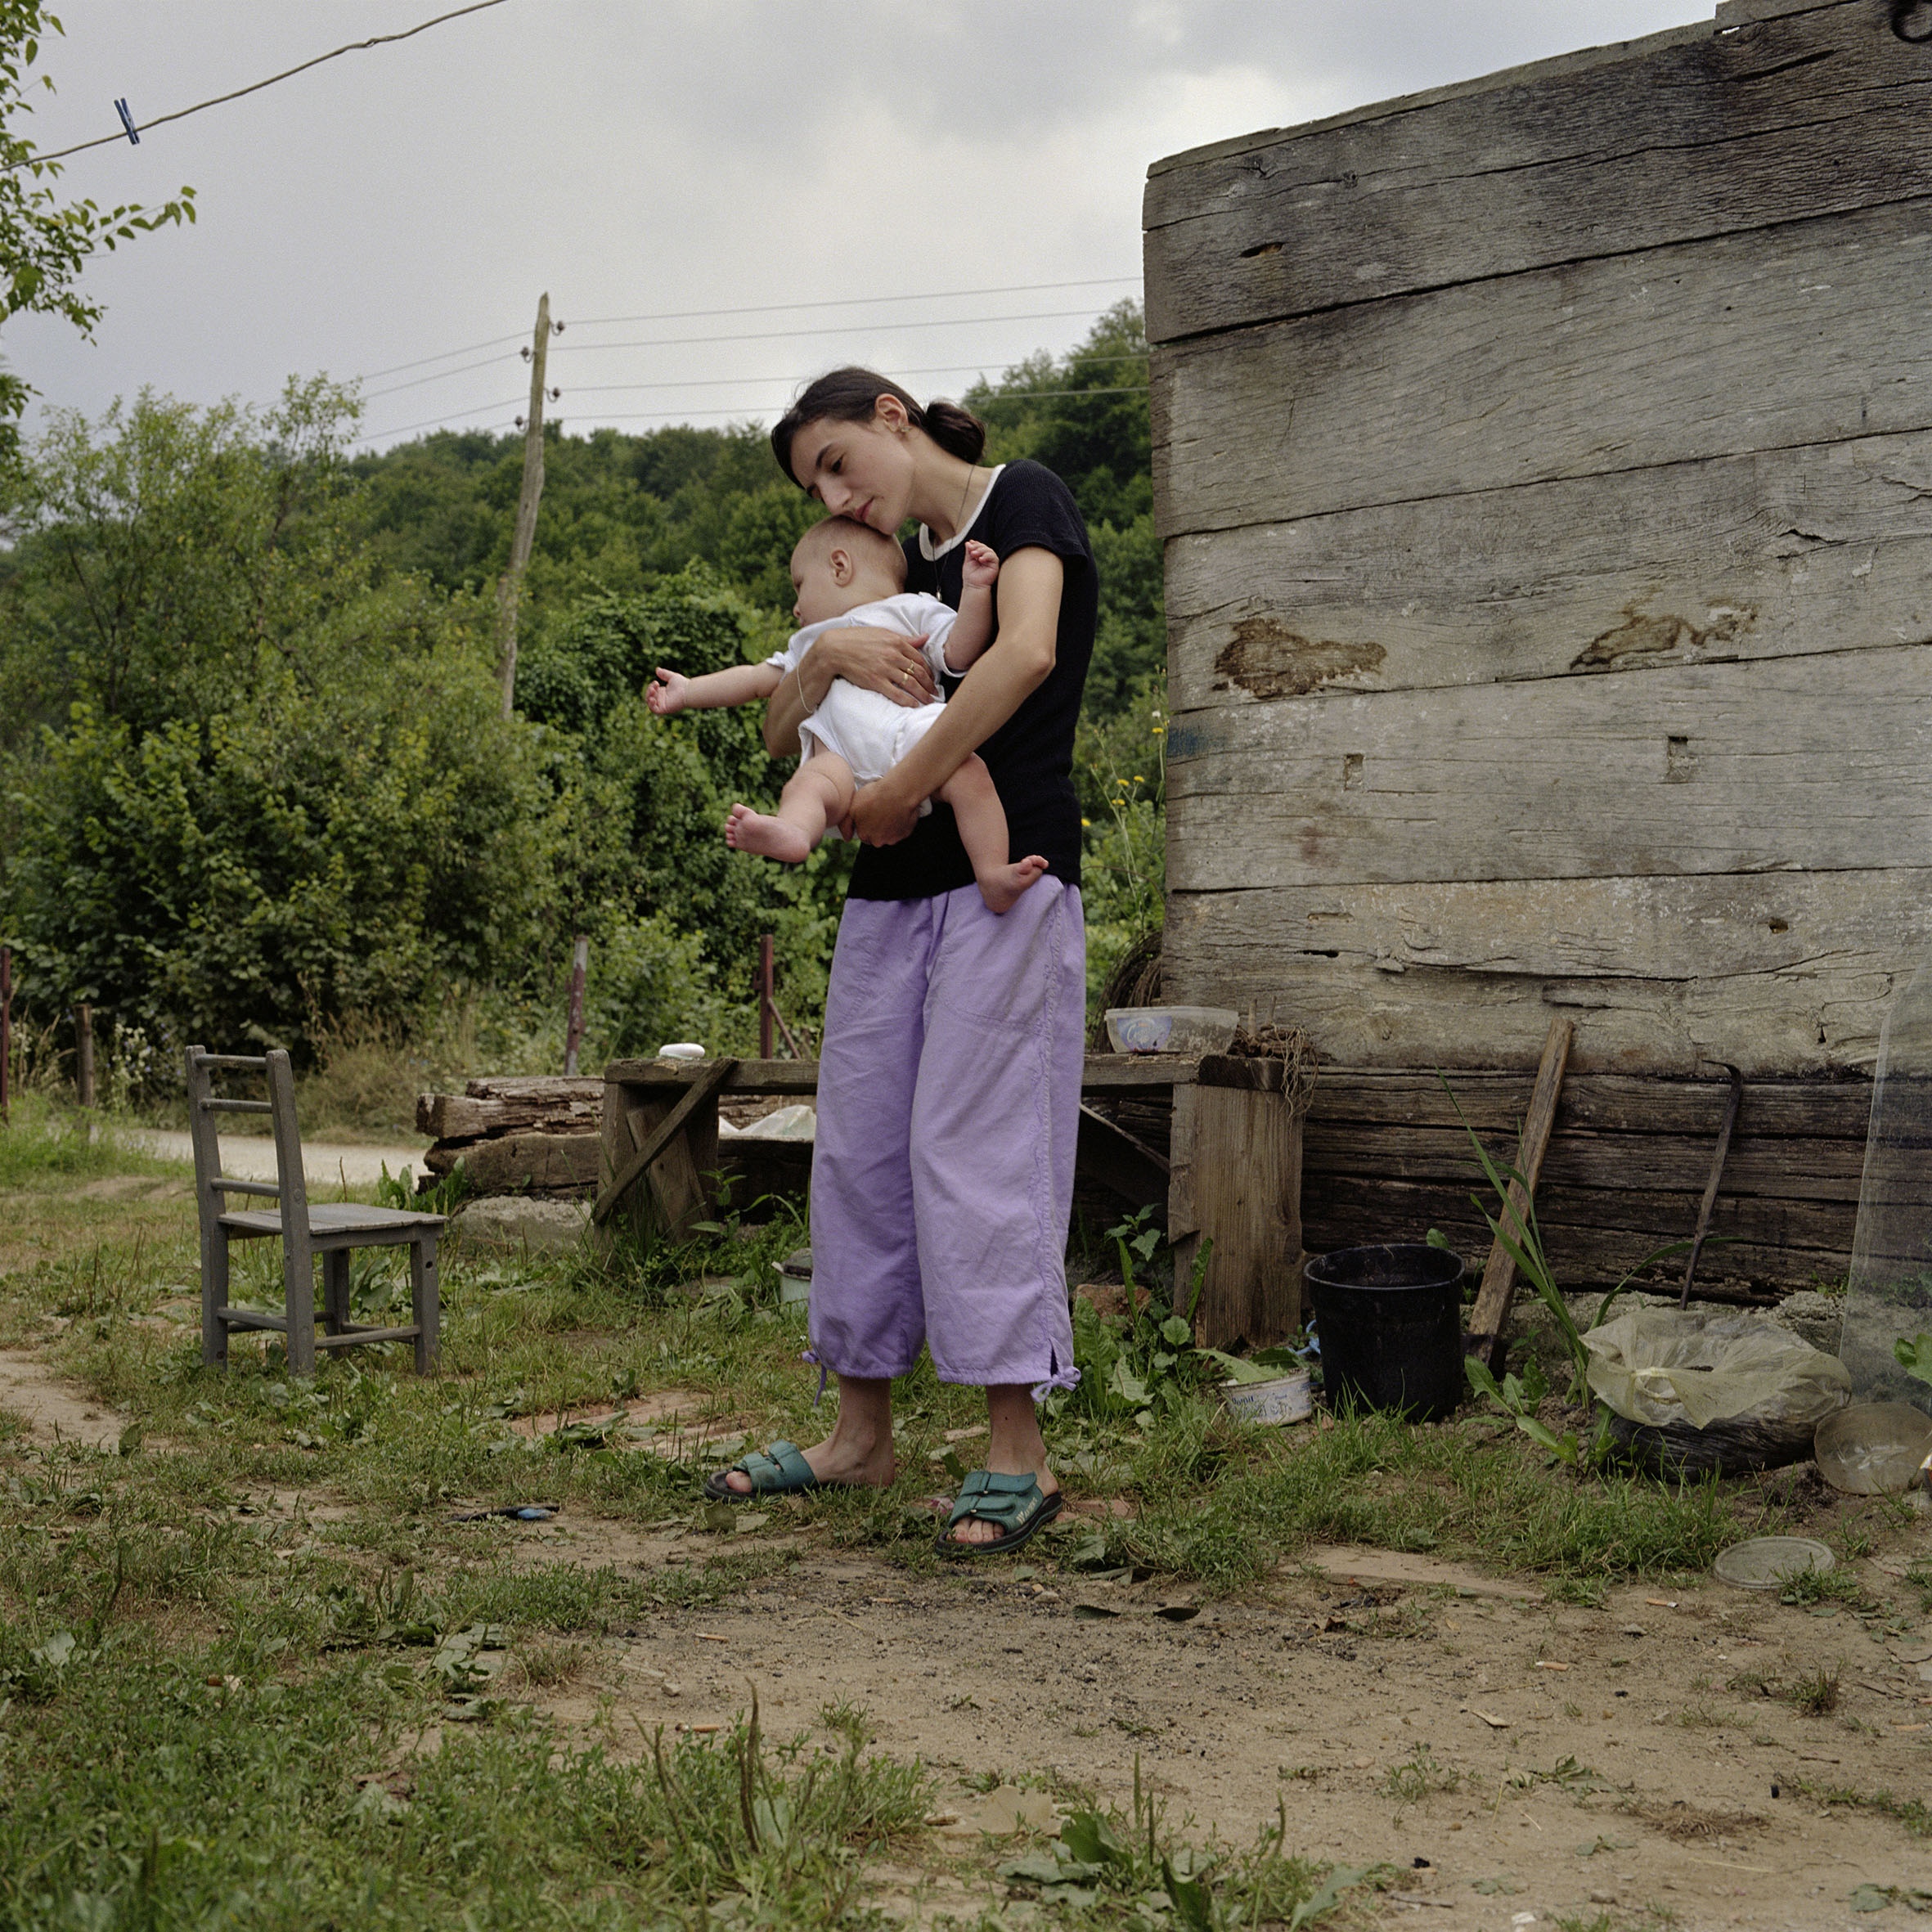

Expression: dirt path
xmin=0 ymin=1348 xmax=139 ymax=1449
xmin=461 ymin=1508 xmax=1932 ymax=1929
xmin=117 ymin=1129 xmax=428 ymax=1189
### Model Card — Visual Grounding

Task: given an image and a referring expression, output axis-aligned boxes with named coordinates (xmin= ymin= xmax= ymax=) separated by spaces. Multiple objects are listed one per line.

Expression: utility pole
xmin=498 ymin=292 xmax=560 ymax=718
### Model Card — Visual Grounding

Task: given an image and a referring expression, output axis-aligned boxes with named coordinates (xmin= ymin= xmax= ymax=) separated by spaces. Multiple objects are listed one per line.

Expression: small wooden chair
xmin=186 ymin=1045 xmax=443 ymax=1375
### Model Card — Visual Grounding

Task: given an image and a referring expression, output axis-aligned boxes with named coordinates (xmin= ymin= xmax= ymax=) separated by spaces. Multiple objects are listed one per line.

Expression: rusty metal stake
xmin=1680 ymin=1063 xmax=1744 ymax=1306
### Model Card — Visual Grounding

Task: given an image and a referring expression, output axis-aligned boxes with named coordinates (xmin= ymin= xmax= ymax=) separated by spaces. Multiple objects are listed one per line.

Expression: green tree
xmin=0 ymin=2 xmax=194 ymax=451
xmin=0 ymin=384 xmax=550 ymax=1056
xmin=518 ymin=568 xmax=842 ymax=1038
xmin=971 ymin=301 xmax=1162 ymax=713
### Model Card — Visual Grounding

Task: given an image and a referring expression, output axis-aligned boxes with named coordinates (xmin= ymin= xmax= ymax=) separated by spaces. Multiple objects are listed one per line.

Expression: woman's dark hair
xmin=771 ymin=367 xmax=986 ymax=486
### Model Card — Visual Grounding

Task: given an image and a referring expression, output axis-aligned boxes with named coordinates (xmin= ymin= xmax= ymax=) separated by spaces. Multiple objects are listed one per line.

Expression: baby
xmin=646 ymin=517 xmax=1047 ymax=914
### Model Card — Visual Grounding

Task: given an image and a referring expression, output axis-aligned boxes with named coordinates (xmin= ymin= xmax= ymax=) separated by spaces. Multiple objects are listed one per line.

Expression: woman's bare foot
xmin=722 ymin=1374 xmax=896 ymax=1494
xmin=975 ymin=853 xmax=1049 ymax=914
xmin=726 ymin=803 xmax=813 ymax=864
xmin=945 ymin=1383 xmax=1059 ymax=1546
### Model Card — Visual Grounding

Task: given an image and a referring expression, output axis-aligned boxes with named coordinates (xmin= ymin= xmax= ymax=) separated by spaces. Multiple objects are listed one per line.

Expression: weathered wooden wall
xmin=1146 ymin=0 xmax=1932 ymax=1283
xmin=1148 ymin=0 xmax=1932 ymax=1093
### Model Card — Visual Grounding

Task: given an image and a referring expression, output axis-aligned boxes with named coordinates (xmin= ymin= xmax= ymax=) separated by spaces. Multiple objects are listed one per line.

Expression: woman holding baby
xmin=708 ymin=368 xmax=1097 ymax=1552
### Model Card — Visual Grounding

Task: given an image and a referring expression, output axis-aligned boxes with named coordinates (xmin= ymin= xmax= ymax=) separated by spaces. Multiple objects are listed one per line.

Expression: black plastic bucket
xmin=1305 ymin=1243 xmax=1467 ymax=1422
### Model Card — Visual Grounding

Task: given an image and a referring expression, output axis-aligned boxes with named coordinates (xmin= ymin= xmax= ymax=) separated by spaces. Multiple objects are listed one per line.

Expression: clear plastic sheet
xmin=1586 ymin=1310 xmax=1851 ymax=1431
xmin=1584 ymin=1308 xmax=1851 ymax=1476
xmin=1842 ymin=960 xmax=1932 ymax=1414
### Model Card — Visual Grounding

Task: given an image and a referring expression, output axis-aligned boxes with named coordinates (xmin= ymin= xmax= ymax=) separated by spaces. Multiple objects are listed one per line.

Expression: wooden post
xmin=1 ymin=945 xmax=11 ymax=1125
xmin=564 ymin=936 xmax=589 ymax=1076
xmin=1466 ymin=1017 xmax=1573 ymax=1372
xmin=758 ymin=933 xmax=775 ymax=1060
xmin=496 ymin=292 xmax=557 ymax=718
xmin=1181 ymin=1055 xmax=1306 ymax=1350
xmin=74 ymin=1003 xmax=95 ymax=1108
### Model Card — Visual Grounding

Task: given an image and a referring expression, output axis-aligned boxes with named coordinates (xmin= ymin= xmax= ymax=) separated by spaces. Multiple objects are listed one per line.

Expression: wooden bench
xmin=595 ymin=1054 xmax=1307 ymax=1346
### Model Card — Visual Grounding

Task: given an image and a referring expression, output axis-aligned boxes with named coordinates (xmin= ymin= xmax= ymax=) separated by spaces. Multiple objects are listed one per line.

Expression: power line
xmin=359 ymin=332 xmax=527 ymax=384
xmin=567 ymin=275 xmax=1139 ymax=331
xmin=549 ymin=307 xmax=1121 ymax=357
xmin=361 ymin=386 xmax=1151 ymax=445
xmin=557 ymin=357 xmax=1150 ymax=398
xmin=353 ymin=276 xmax=1141 ymax=384
xmin=363 ymin=348 xmax=1150 ymax=405
xmin=9 ymin=0 xmax=510 ymax=170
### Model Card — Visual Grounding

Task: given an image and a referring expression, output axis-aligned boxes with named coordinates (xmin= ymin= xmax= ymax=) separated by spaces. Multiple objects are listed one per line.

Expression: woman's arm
xmin=847 ymin=547 xmax=1063 ymax=845
xmin=761 ymin=626 xmax=938 ymax=757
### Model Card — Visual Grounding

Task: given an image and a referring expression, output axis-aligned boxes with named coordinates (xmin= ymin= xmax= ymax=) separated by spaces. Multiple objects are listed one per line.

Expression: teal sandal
xmin=934 ymin=1471 xmax=1063 ymax=1557
xmin=704 ymin=1440 xmax=827 ymax=1502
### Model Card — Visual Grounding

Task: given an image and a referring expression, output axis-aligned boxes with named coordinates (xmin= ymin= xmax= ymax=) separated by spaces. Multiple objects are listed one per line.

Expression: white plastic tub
xmin=1220 ymin=1370 xmax=1314 ymax=1425
xmin=1105 ymin=1006 xmax=1238 ymax=1056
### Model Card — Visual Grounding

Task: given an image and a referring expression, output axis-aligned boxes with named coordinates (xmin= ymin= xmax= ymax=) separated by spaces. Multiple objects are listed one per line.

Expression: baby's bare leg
xmin=726 ymin=757 xmax=856 ymax=865
xmin=937 ymin=755 xmax=1048 ymax=914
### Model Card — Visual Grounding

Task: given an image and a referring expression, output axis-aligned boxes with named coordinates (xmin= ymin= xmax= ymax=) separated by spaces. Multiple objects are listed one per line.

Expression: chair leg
xmin=411 ymin=1236 xmax=439 ymax=1374
xmin=201 ymin=1226 xmax=230 ymax=1368
xmin=321 ymin=1250 xmax=350 ymax=1335
xmin=283 ymin=1227 xmax=317 ymax=1377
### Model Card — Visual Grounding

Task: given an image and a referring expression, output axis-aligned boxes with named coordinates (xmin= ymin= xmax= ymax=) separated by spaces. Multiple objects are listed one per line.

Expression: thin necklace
xmin=936 ymin=461 xmax=979 ymax=550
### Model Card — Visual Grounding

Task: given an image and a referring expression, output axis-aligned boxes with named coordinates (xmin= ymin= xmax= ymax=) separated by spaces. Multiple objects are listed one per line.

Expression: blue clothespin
xmin=115 ymin=98 xmax=138 ymax=146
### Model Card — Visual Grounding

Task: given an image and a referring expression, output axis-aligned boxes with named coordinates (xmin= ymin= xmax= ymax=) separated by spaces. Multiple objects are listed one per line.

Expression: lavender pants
xmin=808 ymin=878 xmax=1084 ymax=1396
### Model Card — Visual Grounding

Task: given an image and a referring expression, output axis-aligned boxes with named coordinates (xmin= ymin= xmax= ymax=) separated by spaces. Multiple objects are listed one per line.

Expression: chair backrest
xmin=183 ymin=1045 xmax=312 ymax=1236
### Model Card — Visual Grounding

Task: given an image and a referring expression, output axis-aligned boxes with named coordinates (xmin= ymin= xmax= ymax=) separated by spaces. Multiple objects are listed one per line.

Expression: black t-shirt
xmin=847 ymin=460 xmax=1097 ymax=901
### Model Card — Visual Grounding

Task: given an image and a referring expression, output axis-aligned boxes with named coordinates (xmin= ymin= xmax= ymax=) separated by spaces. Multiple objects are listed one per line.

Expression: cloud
xmin=0 ymin=0 xmax=1706 ymax=446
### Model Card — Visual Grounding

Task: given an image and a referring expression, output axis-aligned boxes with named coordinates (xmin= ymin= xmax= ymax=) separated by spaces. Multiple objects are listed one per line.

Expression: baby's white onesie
xmin=765 ymin=592 xmax=960 ymax=790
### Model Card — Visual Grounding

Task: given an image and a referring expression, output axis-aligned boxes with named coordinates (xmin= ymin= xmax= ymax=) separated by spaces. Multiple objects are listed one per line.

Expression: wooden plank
xmin=465 ymin=1075 xmax=604 ymax=1103
xmin=627 ymin=1100 xmax=710 ymax=1238
xmin=419 ymin=1093 xmax=604 ymax=1139
xmin=1143 ymin=4 xmax=1926 ymax=340
xmin=1303 ymin=1122 xmax=1865 ymax=1202
xmin=593 ymin=1058 xmax=737 ymax=1227
xmin=602 ymin=1057 xmax=822 ymax=1093
xmin=1165 ymin=645 xmax=1932 ymax=893
xmin=600 ymin=1055 xmax=1201 ymax=1094
xmin=1167 ymin=870 xmax=1932 ymax=988
xmin=425 ymin=1131 xmax=600 ymax=1192
xmin=1163 ymin=429 xmax=1932 ymax=711
xmin=1302 ymin=1174 xmax=1855 ymax=1287
xmin=1466 ymin=1020 xmax=1571 ymax=1369
xmin=1303 ymin=1068 xmax=1870 ymax=1139
xmin=1150 ymin=198 xmax=1932 ymax=537
xmin=1163 ymin=866 xmax=1932 ymax=1077
xmin=1082 ymin=1055 xmax=1200 ymax=1091
xmin=1197 ymin=1054 xmax=1289 ymax=1092
xmin=1184 ymin=1085 xmax=1304 ymax=1349
xmin=1164 ymin=921 xmax=1905 ymax=1080
xmin=1167 ymin=1083 xmax=1199 ymax=1241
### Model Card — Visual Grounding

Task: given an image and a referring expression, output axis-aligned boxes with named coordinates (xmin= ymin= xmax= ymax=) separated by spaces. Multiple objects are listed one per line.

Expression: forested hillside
xmin=0 ymin=303 xmax=1162 ymax=1103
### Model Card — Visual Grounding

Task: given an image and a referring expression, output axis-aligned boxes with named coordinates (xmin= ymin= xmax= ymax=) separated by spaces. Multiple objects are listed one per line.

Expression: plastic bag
xmin=1584 ymin=1308 xmax=1851 ymax=1476
xmin=1840 ymin=959 xmax=1932 ymax=1413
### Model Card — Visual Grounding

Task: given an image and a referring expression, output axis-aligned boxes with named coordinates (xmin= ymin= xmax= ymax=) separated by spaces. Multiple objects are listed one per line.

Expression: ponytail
xmin=771 ymin=366 xmax=986 ymax=486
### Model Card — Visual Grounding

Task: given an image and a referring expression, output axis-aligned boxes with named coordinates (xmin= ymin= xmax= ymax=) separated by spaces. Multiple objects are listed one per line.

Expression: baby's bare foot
xmin=726 ymin=804 xmax=812 ymax=864
xmin=976 ymin=854 xmax=1049 ymax=914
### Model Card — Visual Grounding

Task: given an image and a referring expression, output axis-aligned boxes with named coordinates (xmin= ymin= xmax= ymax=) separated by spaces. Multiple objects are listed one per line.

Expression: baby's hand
xmin=960 ymin=539 xmax=1000 ymax=590
xmin=646 ymin=667 xmax=688 ymax=716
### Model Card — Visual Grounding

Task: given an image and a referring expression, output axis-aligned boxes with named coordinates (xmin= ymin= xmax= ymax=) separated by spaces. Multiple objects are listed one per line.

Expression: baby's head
xmin=789 ymin=516 xmax=905 ymax=627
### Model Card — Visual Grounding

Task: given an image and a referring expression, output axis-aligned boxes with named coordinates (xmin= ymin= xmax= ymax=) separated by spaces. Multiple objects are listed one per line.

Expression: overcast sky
xmin=4 ymin=0 xmax=1708 ymax=453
